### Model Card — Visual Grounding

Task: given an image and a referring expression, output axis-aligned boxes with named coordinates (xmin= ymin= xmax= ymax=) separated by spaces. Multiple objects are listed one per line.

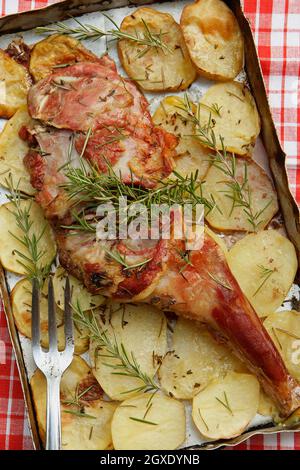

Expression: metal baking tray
xmin=0 ymin=0 xmax=299 ymax=451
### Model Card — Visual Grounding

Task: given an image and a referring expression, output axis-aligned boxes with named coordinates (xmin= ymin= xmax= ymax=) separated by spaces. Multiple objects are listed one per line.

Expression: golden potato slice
xmin=198 ymin=82 xmax=260 ymax=155
xmin=118 ymin=7 xmax=196 ymax=92
xmin=52 ymin=266 xmax=104 ymax=311
xmin=192 ymin=372 xmax=260 ymax=440
xmin=228 ymin=231 xmax=298 ymax=317
xmin=152 ymin=96 xmax=210 ymax=179
xmin=0 ymin=200 xmax=56 ymax=275
xmin=159 ymin=318 xmax=245 ymax=399
xmin=203 ymin=158 xmax=279 ymax=232
xmin=90 ymin=302 xmax=167 ymax=400
xmin=11 ymin=278 xmax=89 ymax=354
xmin=180 ymin=0 xmax=244 ymax=81
xmin=0 ymin=106 xmax=35 ymax=195
xmin=0 ymin=49 xmax=31 ymax=118
xmin=30 ymin=356 xmax=117 ymax=449
xmin=258 ymin=391 xmax=279 ymax=420
xmin=264 ymin=310 xmax=300 ymax=382
xmin=111 ymin=392 xmax=185 ymax=450
xmin=30 ymin=34 xmax=99 ymax=82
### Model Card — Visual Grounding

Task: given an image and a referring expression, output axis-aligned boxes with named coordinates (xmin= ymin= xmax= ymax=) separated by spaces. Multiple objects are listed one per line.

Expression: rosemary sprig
xmin=105 ymin=249 xmax=152 ymax=271
xmin=62 ymin=384 xmax=94 ymax=407
xmin=253 ymin=264 xmax=276 ymax=296
xmin=62 ymin=384 xmax=97 ymax=419
xmin=73 ymin=302 xmax=160 ymax=394
xmin=36 ymin=15 xmax=172 ymax=55
xmin=178 ymin=94 xmax=272 ymax=232
xmin=62 ymin=159 xmax=217 ymax=228
xmin=5 ymin=174 xmax=52 ymax=286
xmin=215 ymin=391 xmax=233 ymax=416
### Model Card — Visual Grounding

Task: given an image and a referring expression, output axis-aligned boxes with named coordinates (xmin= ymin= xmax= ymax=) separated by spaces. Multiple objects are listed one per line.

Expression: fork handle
xmin=46 ymin=376 xmax=62 ymax=450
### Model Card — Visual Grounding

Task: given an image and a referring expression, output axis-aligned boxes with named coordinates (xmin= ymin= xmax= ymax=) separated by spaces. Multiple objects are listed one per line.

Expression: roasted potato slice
xmin=52 ymin=266 xmax=104 ymax=311
xmin=0 ymin=200 xmax=56 ymax=275
xmin=203 ymin=159 xmax=279 ymax=232
xmin=12 ymin=278 xmax=89 ymax=354
xmin=0 ymin=49 xmax=31 ymax=118
xmin=159 ymin=318 xmax=245 ymax=399
xmin=180 ymin=0 xmax=244 ymax=81
xmin=90 ymin=302 xmax=167 ymax=400
xmin=264 ymin=310 xmax=300 ymax=381
xmin=192 ymin=372 xmax=260 ymax=440
xmin=152 ymin=96 xmax=210 ymax=179
xmin=198 ymin=82 xmax=260 ymax=155
xmin=111 ymin=392 xmax=185 ymax=450
xmin=29 ymin=34 xmax=100 ymax=82
xmin=227 ymin=231 xmax=298 ymax=317
xmin=30 ymin=356 xmax=116 ymax=449
xmin=258 ymin=391 xmax=279 ymax=420
xmin=118 ymin=7 xmax=196 ymax=92
xmin=0 ymin=106 xmax=35 ymax=195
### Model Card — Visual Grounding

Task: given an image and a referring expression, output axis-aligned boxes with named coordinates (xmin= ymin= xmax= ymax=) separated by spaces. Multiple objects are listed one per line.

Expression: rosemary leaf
xmin=63 ymin=409 xmax=97 ymax=419
xmin=129 ymin=417 xmax=158 ymax=426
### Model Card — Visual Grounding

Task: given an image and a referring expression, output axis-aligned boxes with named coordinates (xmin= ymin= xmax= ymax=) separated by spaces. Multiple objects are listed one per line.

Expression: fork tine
xmin=31 ymin=278 xmax=40 ymax=350
xmin=47 ymin=277 xmax=58 ymax=352
xmin=64 ymin=277 xmax=74 ymax=355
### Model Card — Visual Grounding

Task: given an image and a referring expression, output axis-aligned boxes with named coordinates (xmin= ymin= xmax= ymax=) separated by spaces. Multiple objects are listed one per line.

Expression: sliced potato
xmin=31 ymin=356 xmax=117 ymax=449
xmin=11 ymin=278 xmax=89 ymax=354
xmin=264 ymin=310 xmax=300 ymax=381
xmin=0 ymin=49 xmax=31 ymax=118
xmin=159 ymin=318 xmax=245 ymax=399
xmin=180 ymin=0 xmax=244 ymax=81
xmin=0 ymin=106 xmax=35 ymax=195
xmin=90 ymin=302 xmax=167 ymax=400
xmin=203 ymin=158 xmax=279 ymax=232
xmin=153 ymin=96 xmax=210 ymax=179
xmin=118 ymin=7 xmax=196 ymax=92
xmin=111 ymin=392 xmax=185 ymax=450
xmin=30 ymin=34 xmax=99 ymax=82
xmin=0 ymin=200 xmax=56 ymax=275
xmin=192 ymin=372 xmax=259 ymax=440
xmin=258 ymin=391 xmax=279 ymax=420
xmin=227 ymin=231 xmax=298 ymax=317
xmin=199 ymin=82 xmax=260 ymax=155
xmin=52 ymin=266 xmax=104 ymax=311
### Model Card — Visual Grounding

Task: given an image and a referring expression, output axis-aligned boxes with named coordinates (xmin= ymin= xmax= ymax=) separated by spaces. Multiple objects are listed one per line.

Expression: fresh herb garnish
xmin=36 ymin=15 xmax=172 ymax=56
xmin=178 ymin=94 xmax=272 ymax=232
xmin=73 ymin=303 xmax=160 ymax=394
xmin=215 ymin=391 xmax=233 ymax=416
xmin=129 ymin=417 xmax=158 ymax=426
xmin=5 ymin=174 xmax=52 ymax=286
xmin=105 ymin=249 xmax=152 ymax=271
xmin=253 ymin=264 xmax=276 ymax=296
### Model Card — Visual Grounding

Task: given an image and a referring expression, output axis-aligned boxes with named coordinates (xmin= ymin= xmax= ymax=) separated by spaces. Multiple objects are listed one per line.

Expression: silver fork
xmin=31 ymin=277 xmax=74 ymax=450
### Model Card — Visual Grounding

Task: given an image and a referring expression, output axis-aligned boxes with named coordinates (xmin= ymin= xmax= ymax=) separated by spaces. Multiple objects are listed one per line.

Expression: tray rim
xmin=0 ymin=0 xmax=299 ymax=451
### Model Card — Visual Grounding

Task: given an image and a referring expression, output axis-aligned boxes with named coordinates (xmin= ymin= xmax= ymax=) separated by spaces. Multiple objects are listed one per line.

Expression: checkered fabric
xmin=0 ymin=0 xmax=299 ymax=451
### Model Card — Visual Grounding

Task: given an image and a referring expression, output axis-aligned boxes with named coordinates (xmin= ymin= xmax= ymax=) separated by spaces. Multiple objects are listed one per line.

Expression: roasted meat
xmin=23 ymin=55 xmax=300 ymax=417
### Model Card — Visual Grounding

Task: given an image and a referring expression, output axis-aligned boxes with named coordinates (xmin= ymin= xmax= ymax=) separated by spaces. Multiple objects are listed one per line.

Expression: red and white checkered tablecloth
xmin=0 ymin=0 xmax=299 ymax=451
